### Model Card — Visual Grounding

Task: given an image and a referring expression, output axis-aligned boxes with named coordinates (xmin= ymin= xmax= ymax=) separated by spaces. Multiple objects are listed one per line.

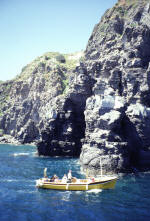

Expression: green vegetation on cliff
xmin=99 ymin=0 xmax=150 ymax=24
xmin=0 ymin=51 xmax=83 ymax=125
xmin=0 ymin=81 xmax=12 ymax=116
xmin=16 ymin=51 xmax=83 ymax=82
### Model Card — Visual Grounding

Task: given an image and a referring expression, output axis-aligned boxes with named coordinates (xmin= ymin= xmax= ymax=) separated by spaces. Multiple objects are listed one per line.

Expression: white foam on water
xmin=0 ymin=179 xmax=19 ymax=182
xmin=12 ymin=152 xmax=30 ymax=157
xmin=12 ymin=152 xmax=37 ymax=157
xmin=31 ymin=151 xmax=38 ymax=156
xmin=0 ymin=179 xmax=34 ymax=183
xmin=87 ymin=189 xmax=103 ymax=193
xmin=17 ymin=190 xmax=36 ymax=194
xmin=34 ymin=155 xmax=51 ymax=158
xmin=73 ymin=189 xmax=103 ymax=194
xmin=60 ymin=191 xmax=72 ymax=201
xmin=75 ymin=191 xmax=83 ymax=194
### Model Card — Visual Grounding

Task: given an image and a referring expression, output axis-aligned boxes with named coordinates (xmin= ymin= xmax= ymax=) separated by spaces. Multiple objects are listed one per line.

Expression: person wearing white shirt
xmin=67 ymin=170 xmax=72 ymax=182
xmin=62 ymin=174 xmax=67 ymax=183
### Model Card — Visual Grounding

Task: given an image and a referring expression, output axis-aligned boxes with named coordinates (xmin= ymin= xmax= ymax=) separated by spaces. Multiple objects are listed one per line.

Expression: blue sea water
xmin=0 ymin=144 xmax=150 ymax=221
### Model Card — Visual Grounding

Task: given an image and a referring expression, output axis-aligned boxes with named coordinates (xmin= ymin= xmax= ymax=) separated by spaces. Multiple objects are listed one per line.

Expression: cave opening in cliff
xmin=63 ymin=98 xmax=86 ymax=156
xmin=121 ymin=115 xmax=142 ymax=168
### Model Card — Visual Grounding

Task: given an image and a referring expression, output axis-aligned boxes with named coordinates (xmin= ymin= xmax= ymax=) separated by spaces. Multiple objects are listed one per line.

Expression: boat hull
xmin=36 ymin=178 xmax=117 ymax=191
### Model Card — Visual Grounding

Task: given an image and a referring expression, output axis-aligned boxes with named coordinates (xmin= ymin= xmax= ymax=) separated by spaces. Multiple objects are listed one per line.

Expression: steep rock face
xmin=0 ymin=52 xmax=83 ymax=144
xmin=80 ymin=0 xmax=150 ymax=173
xmin=37 ymin=64 xmax=94 ymax=156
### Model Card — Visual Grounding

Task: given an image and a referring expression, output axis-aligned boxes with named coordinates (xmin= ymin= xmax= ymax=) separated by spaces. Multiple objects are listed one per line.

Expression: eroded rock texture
xmin=80 ymin=0 xmax=150 ymax=173
xmin=0 ymin=52 xmax=84 ymax=144
xmin=37 ymin=64 xmax=94 ymax=156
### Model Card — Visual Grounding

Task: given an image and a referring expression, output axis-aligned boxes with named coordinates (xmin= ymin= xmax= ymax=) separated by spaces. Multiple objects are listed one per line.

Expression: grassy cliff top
xmin=16 ymin=51 xmax=84 ymax=81
xmin=99 ymin=0 xmax=150 ymax=24
xmin=0 ymin=50 xmax=84 ymax=115
xmin=117 ymin=0 xmax=149 ymax=6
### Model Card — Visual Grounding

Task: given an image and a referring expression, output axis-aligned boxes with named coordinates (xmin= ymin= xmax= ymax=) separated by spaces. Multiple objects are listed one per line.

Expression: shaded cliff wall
xmin=37 ymin=64 xmax=94 ymax=156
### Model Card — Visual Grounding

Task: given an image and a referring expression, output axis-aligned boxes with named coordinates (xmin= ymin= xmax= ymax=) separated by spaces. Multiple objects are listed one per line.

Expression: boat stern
xmin=36 ymin=178 xmax=44 ymax=188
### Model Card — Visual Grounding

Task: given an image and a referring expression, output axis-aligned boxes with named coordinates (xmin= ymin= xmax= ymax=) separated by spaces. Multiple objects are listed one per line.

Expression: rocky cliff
xmin=0 ymin=52 xmax=83 ymax=146
xmin=80 ymin=0 xmax=150 ymax=173
xmin=1 ymin=0 xmax=150 ymax=173
xmin=38 ymin=0 xmax=150 ymax=173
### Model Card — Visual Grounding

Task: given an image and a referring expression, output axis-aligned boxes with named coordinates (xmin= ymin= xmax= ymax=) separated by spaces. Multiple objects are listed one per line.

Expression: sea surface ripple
xmin=0 ymin=144 xmax=150 ymax=221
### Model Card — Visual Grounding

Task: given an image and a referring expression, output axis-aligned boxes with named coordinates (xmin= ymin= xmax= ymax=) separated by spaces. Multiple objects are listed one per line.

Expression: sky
xmin=0 ymin=0 xmax=117 ymax=81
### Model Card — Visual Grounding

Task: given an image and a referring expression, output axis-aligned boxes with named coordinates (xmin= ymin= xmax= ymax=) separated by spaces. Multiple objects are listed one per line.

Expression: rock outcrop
xmin=37 ymin=64 xmax=94 ymax=156
xmin=37 ymin=0 xmax=150 ymax=172
xmin=80 ymin=0 xmax=150 ymax=173
xmin=0 ymin=52 xmax=84 ymax=145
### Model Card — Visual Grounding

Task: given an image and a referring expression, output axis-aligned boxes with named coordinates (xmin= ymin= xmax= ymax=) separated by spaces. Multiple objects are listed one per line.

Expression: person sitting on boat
xmin=50 ymin=174 xmax=58 ymax=182
xmin=62 ymin=174 xmax=67 ymax=183
xmin=54 ymin=176 xmax=59 ymax=183
xmin=50 ymin=175 xmax=55 ymax=182
xmin=43 ymin=176 xmax=49 ymax=182
xmin=90 ymin=177 xmax=95 ymax=183
xmin=67 ymin=170 xmax=72 ymax=183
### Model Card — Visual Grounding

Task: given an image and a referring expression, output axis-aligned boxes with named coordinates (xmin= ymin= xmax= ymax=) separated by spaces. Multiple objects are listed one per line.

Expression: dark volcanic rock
xmin=37 ymin=65 xmax=94 ymax=156
xmin=0 ymin=52 xmax=83 ymax=145
xmin=79 ymin=0 xmax=150 ymax=174
xmin=37 ymin=97 xmax=83 ymax=156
